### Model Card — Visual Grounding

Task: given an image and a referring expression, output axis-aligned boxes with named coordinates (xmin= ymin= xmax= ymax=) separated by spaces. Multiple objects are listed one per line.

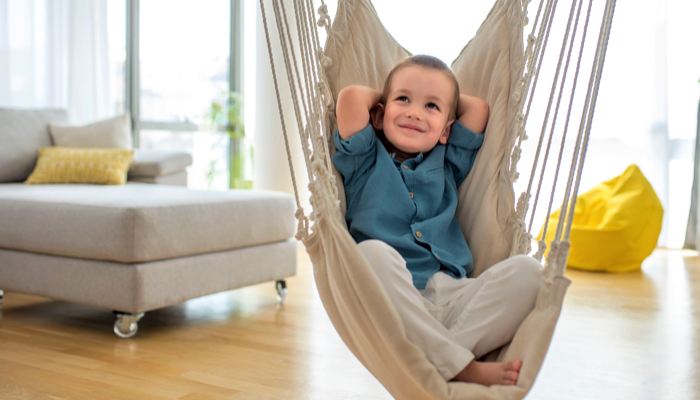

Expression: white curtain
xmin=0 ymin=0 xmax=110 ymax=124
xmin=684 ymin=102 xmax=700 ymax=249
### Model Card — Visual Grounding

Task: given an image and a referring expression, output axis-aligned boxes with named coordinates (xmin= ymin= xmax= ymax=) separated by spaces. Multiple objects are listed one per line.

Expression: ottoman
xmin=0 ymin=182 xmax=297 ymax=337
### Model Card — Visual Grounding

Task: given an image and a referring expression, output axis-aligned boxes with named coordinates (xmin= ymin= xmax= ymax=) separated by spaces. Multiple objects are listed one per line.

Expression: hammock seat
xmin=259 ymin=0 xmax=615 ymax=397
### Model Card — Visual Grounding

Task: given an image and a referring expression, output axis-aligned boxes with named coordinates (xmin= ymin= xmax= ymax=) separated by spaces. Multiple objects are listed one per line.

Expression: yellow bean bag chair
xmin=539 ymin=164 xmax=663 ymax=272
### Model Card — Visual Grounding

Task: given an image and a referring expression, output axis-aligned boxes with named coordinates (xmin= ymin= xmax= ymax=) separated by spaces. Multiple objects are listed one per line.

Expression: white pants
xmin=357 ymin=240 xmax=544 ymax=380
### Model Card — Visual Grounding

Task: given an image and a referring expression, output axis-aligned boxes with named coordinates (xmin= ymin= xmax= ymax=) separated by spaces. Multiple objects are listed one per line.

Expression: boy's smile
xmin=371 ymin=65 xmax=455 ymax=161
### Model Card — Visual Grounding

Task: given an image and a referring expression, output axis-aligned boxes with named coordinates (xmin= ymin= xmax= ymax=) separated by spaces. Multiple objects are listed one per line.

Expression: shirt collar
xmin=390 ymin=151 xmax=425 ymax=164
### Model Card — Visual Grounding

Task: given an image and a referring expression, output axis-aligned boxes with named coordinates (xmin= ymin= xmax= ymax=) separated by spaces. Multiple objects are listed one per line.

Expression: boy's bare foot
xmin=452 ymin=359 xmax=522 ymax=386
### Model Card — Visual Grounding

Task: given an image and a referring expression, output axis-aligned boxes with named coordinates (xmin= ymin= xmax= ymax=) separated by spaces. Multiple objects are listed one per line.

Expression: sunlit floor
xmin=0 ymin=247 xmax=698 ymax=399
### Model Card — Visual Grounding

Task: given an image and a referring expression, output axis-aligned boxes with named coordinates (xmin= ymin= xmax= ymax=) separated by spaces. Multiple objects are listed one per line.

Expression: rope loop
xmin=317 ymin=5 xmax=331 ymax=28
xmin=294 ymin=207 xmax=310 ymax=240
xmin=548 ymin=240 xmax=560 ymax=259
xmin=556 ymin=240 xmax=570 ymax=262
xmin=308 ymin=193 xmax=317 ymax=222
xmin=511 ymin=216 xmax=532 ymax=256
xmin=509 ymin=170 xmax=520 ymax=183
xmin=510 ymin=150 xmax=522 ymax=181
xmin=316 ymin=48 xmax=332 ymax=68
xmin=533 ymin=238 xmax=547 ymax=261
xmin=317 ymin=81 xmax=335 ymax=112
xmin=556 ymin=240 xmax=571 ymax=269
xmin=511 ymin=219 xmax=525 ymax=254
xmin=527 ymin=34 xmax=537 ymax=45
xmin=512 ymin=88 xmax=521 ymax=102
xmin=316 ymin=80 xmax=331 ymax=100
xmin=514 ymin=218 xmax=525 ymax=232
xmin=311 ymin=158 xmax=328 ymax=179
xmin=511 ymin=145 xmax=522 ymax=162
xmin=519 ymin=231 xmax=533 ymax=254
xmin=516 ymin=191 xmax=531 ymax=216
xmin=544 ymin=239 xmax=570 ymax=280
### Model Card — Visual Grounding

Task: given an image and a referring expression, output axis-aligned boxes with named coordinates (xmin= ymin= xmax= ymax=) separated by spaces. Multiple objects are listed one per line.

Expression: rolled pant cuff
xmin=439 ymin=348 xmax=475 ymax=381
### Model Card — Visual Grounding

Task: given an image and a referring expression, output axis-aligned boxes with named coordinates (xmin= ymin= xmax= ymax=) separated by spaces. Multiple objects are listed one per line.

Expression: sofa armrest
xmin=128 ymin=150 xmax=193 ymax=178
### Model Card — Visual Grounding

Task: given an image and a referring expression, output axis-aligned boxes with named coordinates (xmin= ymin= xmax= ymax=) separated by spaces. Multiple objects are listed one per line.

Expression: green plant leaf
xmin=205 ymin=90 xmax=252 ymax=189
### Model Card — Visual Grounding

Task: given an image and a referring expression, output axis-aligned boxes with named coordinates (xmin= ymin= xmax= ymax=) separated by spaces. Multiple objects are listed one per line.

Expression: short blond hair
xmin=380 ymin=55 xmax=460 ymax=121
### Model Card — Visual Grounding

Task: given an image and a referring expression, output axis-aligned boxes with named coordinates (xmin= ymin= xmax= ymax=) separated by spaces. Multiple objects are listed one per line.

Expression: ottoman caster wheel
xmin=275 ymin=280 xmax=287 ymax=303
xmin=113 ymin=311 xmax=145 ymax=338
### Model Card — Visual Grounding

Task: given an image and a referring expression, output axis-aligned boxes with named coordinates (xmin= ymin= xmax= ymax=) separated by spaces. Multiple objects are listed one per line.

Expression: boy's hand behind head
xmin=336 ymin=85 xmax=382 ymax=140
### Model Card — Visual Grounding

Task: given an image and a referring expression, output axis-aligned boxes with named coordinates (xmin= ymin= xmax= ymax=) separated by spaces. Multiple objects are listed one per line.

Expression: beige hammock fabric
xmin=304 ymin=1 xmax=569 ymax=398
xmin=258 ymin=0 xmax=614 ymax=397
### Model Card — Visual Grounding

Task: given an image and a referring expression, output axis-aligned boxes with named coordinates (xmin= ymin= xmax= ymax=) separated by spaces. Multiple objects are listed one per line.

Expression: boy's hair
xmin=380 ymin=55 xmax=460 ymax=121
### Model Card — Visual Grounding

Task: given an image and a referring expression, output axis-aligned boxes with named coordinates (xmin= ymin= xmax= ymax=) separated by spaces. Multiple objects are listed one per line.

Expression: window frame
xmin=124 ymin=0 xmax=243 ymax=147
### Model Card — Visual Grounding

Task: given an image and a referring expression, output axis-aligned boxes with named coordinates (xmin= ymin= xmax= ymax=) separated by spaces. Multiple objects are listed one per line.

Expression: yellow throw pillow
xmin=25 ymin=147 xmax=135 ymax=185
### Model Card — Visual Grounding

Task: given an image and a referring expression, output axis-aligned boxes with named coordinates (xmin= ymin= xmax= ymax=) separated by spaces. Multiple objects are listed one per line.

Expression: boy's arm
xmin=456 ymin=94 xmax=489 ymax=134
xmin=336 ymin=85 xmax=382 ymax=140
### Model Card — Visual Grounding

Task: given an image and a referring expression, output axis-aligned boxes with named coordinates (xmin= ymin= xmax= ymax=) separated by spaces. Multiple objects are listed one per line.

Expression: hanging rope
xmin=545 ymin=0 xmax=617 ymax=279
xmin=258 ymin=1 xmax=619 ymax=397
xmin=310 ymin=0 xmax=340 ymax=202
xmin=527 ymin=0 xmax=583 ymax=235
xmin=534 ymin=0 xmax=593 ymax=261
xmin=259 ymin=0 xmax=309 ymax=239
xmin=272 ymin=0 xmax=314 ymax=179
xmin=261 ymin=0 xmax=617 ymax=276
xmin=510 ymin=0 xmax=561 ymax=256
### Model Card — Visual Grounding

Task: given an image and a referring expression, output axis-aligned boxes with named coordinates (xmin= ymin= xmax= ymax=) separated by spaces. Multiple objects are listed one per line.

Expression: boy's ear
xmin=370 ymin=103 xmax=385 ymax=130
xmin=439 ymin=120 xmax=454 ymax=145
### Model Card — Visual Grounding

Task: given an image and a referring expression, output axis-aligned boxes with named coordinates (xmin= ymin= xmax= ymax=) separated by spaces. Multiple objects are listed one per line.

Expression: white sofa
xmin=0 ymin=108 xmax=297 ymax=337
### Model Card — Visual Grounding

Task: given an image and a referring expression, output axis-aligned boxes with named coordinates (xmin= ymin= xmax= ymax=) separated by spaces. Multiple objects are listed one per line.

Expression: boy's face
xmin=372 ymin=65 xmax=455 ymax=157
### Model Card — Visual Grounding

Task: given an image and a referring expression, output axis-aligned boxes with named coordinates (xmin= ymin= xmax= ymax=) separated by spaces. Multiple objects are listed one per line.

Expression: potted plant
xmin=207 ymin=91 xmax=252 ymax=189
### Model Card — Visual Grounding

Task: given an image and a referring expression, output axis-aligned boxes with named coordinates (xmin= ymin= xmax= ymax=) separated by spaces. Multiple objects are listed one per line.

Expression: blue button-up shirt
xmin=333 ymin=121 xmax=484 ymax=289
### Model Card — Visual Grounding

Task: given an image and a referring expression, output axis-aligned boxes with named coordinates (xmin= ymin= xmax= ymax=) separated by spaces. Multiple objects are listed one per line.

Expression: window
xmin=107 ymin=0 xmax=247 ymax=190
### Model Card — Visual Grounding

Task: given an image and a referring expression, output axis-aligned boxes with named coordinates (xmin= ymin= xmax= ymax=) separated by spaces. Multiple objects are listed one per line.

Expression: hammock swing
xmin=259 ymin=0 xmax=616 ymax=398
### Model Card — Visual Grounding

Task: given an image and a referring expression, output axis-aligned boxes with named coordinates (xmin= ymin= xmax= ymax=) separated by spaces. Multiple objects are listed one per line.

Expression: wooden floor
xmin=0 ymin=246 xmax=698 ymax=400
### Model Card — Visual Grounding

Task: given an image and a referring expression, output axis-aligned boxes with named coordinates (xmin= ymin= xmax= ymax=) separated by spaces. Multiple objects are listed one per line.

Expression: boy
xmin=333 ymin=55 xmax=543 ymax=386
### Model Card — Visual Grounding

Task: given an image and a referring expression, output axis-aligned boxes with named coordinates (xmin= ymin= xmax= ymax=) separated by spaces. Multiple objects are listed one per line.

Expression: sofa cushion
xmin=129 ymin=150 xmax=193 ymax=177
xmin=49 ymin=112 xmax=133 ymax=149
xmin=128 ymin=170 xmax=188 ymax=186
xmin=0 ymin=183 xmax=296 ymax=262
xmin=0 ymin=108 xmax=68 ymax=183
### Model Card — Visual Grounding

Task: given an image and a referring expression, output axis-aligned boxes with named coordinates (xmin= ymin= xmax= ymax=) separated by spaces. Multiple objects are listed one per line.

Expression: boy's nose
xmin=405 ymin=107 xmax=422 ymax=119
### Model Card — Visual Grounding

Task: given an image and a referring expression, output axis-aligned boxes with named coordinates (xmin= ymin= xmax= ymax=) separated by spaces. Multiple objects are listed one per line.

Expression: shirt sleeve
xmin=445 ymin=120 xmax=484 ymax=186
xmin=332 ymin=124 xmax=378 ymax=192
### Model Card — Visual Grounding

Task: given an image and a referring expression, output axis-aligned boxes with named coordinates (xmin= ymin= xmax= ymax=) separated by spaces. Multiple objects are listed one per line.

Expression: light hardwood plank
xmin=0 ymin=246 xmax=698 ymax=399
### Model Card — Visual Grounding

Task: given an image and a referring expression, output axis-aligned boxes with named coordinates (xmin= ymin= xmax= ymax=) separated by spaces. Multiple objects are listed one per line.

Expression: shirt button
xmin=409 ymin=192 xmax=414 ymax=198
xmin=434 ymin=252 xmax=439 ymax=258
xmin=403 ymin=165 xmax=408 ymax=170
xmin=416 ymin=232 xmax=422 ymax=238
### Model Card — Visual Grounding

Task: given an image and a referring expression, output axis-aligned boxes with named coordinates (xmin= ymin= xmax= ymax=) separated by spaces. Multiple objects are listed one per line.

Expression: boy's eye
xmin=396 ymin=96 xmax=409 ymax=102
xmin=426 ymin=102 xmax=439 ymax=110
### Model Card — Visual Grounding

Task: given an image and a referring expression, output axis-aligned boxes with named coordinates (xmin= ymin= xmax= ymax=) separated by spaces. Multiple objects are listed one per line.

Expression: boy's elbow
xmin=479 ymin=98 xmax=489 ymax=120
xmin=336 ymin=85 xmax=379 ymax=139
xmin=337 ymin=85 xmax=362 ymax=105
xmin=477 ymin=100 xmax=489 ymax=133
xmin=336 ymin=86 xmax=361 ymax=119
